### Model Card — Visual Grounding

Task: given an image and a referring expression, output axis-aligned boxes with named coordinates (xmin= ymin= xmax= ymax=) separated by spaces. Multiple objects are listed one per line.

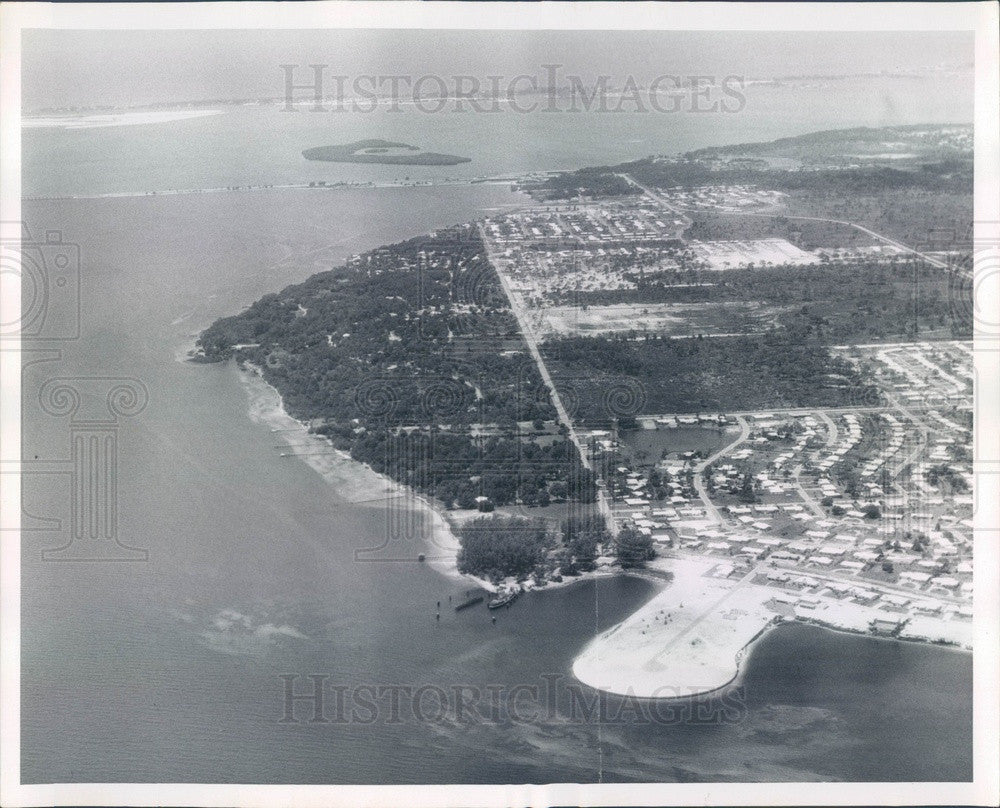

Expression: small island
xmin=302 ymin=139 xmax=471 ymax=166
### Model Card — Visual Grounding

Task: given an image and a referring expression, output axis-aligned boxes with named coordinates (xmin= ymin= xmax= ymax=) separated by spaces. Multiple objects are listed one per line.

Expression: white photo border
xmin=1 ymin=2 xmax=997 ymax=806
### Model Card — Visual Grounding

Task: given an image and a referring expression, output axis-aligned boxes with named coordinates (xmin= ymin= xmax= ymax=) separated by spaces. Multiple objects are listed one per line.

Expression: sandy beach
xmin=201 ymin=358 xmax=973 ymax=701
xmin=573 ymin=554 xmax=973 ymax=699
xmin=233 ymin=361 xmax=497 ymax=590
xmin=23 ymin=109 xmax=224 ymax=129
xmin=573 ymin=556 xmax=777 ymax=698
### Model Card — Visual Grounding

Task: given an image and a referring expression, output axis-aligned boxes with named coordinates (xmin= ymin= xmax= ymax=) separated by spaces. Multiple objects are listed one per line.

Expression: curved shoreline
xmin=215 ymin=356 xmax=623 ymax=598
xmin=229 ymin=359 xmax=499 ymax=591
xmin=182 ymin=344 xmax=619 ymax=600
xmin=571 ymin=556 xmax=775 ymax=698
xmin=793 ymin=614 xmax=973 ymax=654
xmin=572 ymin=554 xmax=972 ymax=699
xmin=184 ymin=352 xmax=972 ymax=703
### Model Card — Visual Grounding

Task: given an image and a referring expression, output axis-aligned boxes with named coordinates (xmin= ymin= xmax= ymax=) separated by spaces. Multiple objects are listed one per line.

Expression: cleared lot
xmin=539 ymin=300 xmax=789 ymax=337
xmin=690 ymin=238 xmax=822 ymax=270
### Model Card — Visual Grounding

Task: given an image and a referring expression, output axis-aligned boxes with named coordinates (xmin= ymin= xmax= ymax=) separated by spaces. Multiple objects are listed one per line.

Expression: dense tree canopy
xmin=198 ymin=225 xmax=596 ymax=509
xmin=613 ymin=526 xmax=656 ymax=568
xmin=456 ymin=516 xmax=551 ymax=580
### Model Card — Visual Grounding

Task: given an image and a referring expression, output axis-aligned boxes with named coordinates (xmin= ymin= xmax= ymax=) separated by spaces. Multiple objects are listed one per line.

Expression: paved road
xmin=692 ymin=415 xmax=749 ymax=524
xmin=818 ymin=411 xmax=839 ymax=449
xmin=835 ymin=339 xmax=972 ymax=351
xmin=663 ymin=549 xmax=969 ymax=607
xmin=618 ymin=173 xmax=693 ymax=226
xmin=884 ymin=416 xmax=930 ymax=483
xmin=767 ymin=560 xmax=968 ymax=605
xmin=791 ymin=464 xmax=827 ymax=519
xmin=886 ymin=391 xmax=937 ymax=434
xmin=478 ymin=223 xmax=613 ymax=524
xmin=663 ymin=396 xmax=963 ymax=523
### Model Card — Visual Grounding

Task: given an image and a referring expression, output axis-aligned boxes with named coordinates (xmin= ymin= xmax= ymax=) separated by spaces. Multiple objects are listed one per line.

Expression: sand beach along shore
xmin=231 ymin=362 xmax=640 ymax=597
xmin=23 ymin=109 xmax=224 ymax=129
xmin=234 ymin=361 xmax=496 ymax=590
xmin=226 ymin=363 xmax=973 ymax=693
xmin=573 ymin=556 xmax=777 ymax=698
xmin=572 ymin=555 xmax=973 ymax=699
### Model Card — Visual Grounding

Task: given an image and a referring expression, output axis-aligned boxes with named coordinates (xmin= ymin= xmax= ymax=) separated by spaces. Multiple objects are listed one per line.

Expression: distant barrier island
xmin=302 ymin=139 xmax=472 ymax=166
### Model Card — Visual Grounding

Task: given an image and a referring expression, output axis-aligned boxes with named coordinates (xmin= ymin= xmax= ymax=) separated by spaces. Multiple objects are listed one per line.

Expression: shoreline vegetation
xmin=194 ymin=122 xmax=974 ymax=699
xmin=195 ymin=325 xmax=972 ymax=702
xmin=302 ymin=139 xmax=472 ymax=166
xmin=198 ymin=341 xmax=973 ymax=702
xmin=230 ymin=359 xmax=498 ymax=591
xmin=205 ymin=351 xmax=976 ymax=699
xmin=195 ymin=223 xmax=601 ymax=527
xmin=226 ymin=356 xmax=634 ymax=598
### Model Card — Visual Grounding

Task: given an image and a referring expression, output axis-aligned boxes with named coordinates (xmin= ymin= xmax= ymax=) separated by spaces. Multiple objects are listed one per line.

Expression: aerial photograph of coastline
xmin=3 ymin=6 xmax=998 ymax=806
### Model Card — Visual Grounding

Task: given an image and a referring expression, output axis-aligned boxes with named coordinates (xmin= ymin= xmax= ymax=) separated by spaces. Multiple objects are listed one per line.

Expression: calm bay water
xmin=23 ymin=73 xmax=973 ymax=198
xmin=20 ymin=94 xmax=972 ymax=783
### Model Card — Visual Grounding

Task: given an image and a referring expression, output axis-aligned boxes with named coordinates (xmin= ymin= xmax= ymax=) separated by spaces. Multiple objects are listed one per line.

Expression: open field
xmin=538 ymin=300 xmax=789 ymax=337
xmin=686 ymin=209 xmax=875 ymax=249
xmin=689 ymin=238 xmax=822 ymax=270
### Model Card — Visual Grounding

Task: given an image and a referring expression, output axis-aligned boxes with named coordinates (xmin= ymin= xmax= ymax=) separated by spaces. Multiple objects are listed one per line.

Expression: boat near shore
xmin=488 ymin=587 xmax=519 ymax=610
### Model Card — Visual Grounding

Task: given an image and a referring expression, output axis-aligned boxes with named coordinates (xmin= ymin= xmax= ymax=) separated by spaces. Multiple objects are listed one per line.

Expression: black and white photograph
xmin=1 ymin=2 xmax=998 ymax=806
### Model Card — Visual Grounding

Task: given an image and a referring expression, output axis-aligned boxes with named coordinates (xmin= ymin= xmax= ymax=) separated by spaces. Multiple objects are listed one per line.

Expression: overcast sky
xmin=22 ymin=29 xmax=973 ymax=110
